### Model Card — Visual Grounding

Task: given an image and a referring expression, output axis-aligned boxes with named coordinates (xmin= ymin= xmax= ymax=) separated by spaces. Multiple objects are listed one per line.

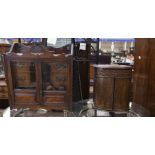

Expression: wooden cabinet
xmin=133 ymin=38 xmax=155 ymax=116
xmin=93 ymin=64 xmax=132 ymax=112
xmin=4 ymin=44 xmax=73 ymax=111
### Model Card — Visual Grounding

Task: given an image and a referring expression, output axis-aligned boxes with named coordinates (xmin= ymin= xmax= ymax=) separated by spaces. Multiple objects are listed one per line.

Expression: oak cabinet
xmin=93 ymin=64 xmax=132 ymax=112
xmin=4 ymin=43 xmax=73 ymax=111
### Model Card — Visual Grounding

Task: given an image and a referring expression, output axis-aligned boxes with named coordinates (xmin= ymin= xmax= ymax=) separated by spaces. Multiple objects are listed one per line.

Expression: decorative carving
xmin=12 ymin=62 xmax=36 ymax=89
xmin=96 ymin=69 xmax=132 ymax=78
xmin=42 ymin=62 xmax=67 ymax=91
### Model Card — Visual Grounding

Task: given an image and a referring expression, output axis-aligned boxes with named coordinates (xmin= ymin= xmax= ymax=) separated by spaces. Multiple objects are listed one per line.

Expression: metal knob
xmin=138 ymin=56 xmax=142 ymax=60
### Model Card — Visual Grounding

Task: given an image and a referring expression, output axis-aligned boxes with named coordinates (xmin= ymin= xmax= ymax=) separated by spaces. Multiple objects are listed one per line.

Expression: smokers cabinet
xmin=4 ymin=44 xmax=73 ymax=111
xmin=93 ymin=64 xmax=132 ymax=112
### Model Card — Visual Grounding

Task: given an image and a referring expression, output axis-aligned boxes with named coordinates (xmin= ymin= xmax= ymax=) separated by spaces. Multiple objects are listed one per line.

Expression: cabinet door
xmin=147 ymin=39 xmax=155 ymax=115
xmin=10 ymin=62 xmax=38 ymax=105
xmin=114 ymin=78 xmax=130 ymax=111
xmin=133 ymin=39 xmax=155 ymax=116
xmin=95 ymin=77 xmax=114 ymax=110
xmin=133 ymin=39 xmax=149 ymax=107
xmin=41 ymin=62 xmax=68 ymax=109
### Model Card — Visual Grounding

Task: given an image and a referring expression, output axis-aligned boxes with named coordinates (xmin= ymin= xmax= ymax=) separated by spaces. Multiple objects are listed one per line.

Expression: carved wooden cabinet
xmin=4 ymin=44 xmax=73 ymax=111
xmin=0 ymin=44 xmax=11 ymax=100
xmin=93 ymin=64 xmax=132 ymax=112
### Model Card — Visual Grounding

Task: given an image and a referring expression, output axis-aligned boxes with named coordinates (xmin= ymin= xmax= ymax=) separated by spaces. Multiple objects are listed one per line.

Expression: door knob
xmin=138 ymin=56 xmax=142 ymax=60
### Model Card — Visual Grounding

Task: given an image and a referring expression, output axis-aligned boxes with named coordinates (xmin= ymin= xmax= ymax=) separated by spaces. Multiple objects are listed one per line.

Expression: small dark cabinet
xmin=4 ymin=44 xmax=73 ymax=111
xmin=93 ymin=64 xmax=132 ymax=112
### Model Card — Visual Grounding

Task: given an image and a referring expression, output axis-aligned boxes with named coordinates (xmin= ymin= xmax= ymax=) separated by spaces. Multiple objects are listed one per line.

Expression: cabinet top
xmin=92 ymin=64 xmax=132 ymax=69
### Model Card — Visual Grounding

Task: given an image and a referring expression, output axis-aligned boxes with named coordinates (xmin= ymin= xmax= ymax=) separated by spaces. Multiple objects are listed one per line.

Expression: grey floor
xmin=0 ymin=100 xmax=140 ymax=117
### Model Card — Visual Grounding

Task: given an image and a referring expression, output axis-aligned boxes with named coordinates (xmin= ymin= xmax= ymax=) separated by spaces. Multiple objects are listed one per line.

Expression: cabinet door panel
xmin=95 ymin=77 xmax=114 ymax=110
xmin=43 ymin=95 xmax=65 ymax=104
xmin=114 ymin=78 xmax=130 ymax=111
xmin=42 ymin=62 xmax=68 ymax=91
xmin=15 ymin=94 xmax=37 ymax=104
xmin=133 ymin=38 xmax=149 ymax=107
xmin=133 ymin=39 xmax=155 ymax=116
xmin=10 ymin=62 xmax=38 ymax=107
xmin=11 ymin=62 xmax=36 ymax=89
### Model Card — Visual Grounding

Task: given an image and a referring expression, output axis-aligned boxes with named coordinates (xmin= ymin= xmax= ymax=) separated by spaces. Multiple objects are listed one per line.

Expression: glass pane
xmin=0 ymin=55 xmax=4 ymax=76
xmin=42 ymin=62 xmax=67 ymax=91
xmin=11 ymin=62 xmax=36 ymax=89
xmin=47 ymin=38 xmax=71 ymax=47
xmin=21 ymin=38 xmax=42 ymax=44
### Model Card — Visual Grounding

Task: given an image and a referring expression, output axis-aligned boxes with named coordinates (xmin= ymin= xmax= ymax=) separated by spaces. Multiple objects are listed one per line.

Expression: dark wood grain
xmin=114 ymin=78 xmax=130 ymax=111
xmin=95 ymin=77 xmax=114 ymax=110
xmin=133 ymin=38 xmax=155 ymax=116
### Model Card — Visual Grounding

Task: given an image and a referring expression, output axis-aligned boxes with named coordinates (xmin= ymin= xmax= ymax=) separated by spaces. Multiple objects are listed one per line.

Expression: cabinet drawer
xmin=15 ymin=94 xmax=36 ymax=104
xmin=43 ymin=95 xmax=64 ymax=103
xmin=0 ymin=92 xmax=8 ymax=98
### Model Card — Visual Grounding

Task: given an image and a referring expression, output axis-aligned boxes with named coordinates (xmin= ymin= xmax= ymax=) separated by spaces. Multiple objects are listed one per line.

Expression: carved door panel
xmin=41 ymin=62 xmax=68 ymax=109
xmin=10 ymin=61 xmax=38 ymax=106
xmin=114 ymin=78 xmax=130 ymax=111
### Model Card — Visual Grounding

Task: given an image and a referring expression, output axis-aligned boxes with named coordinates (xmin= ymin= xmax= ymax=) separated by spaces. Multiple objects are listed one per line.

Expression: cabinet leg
xmin=94 ymin=109 xmax=97 ymax=117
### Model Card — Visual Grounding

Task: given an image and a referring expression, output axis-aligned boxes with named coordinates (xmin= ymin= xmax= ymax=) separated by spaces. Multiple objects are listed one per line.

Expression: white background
xmin=0 ymin=1 xmax=155 ymax=155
